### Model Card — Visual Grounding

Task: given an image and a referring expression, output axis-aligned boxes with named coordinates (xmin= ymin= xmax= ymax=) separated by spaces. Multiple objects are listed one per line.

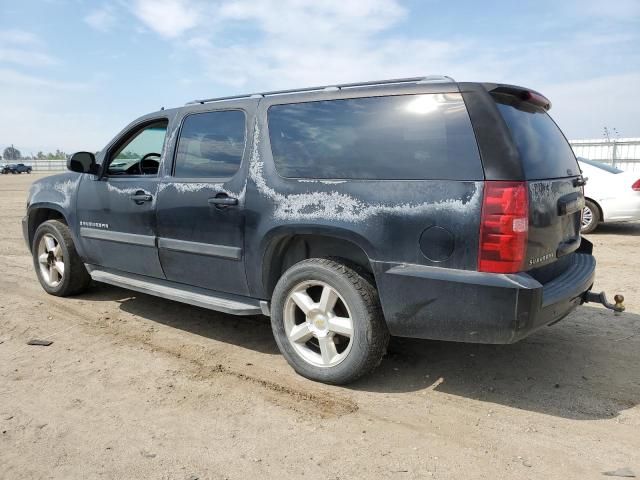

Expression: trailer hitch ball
xmin=614 ymin=294 xmax=625 ymax=316
xmin=584 ymin=291 xmax=625 ymax=315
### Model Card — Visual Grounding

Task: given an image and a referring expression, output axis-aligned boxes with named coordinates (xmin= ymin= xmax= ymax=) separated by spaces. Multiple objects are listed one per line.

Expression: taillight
xmin=478 ymin=181 xmax=529 ymax=273
xmin=632 ymin=179 xmax=640 ymax=191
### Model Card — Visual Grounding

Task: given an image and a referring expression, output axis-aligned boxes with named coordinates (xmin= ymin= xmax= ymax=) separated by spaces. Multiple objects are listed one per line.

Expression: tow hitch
xmin=583 ymin=291 xmax=625 ymax=315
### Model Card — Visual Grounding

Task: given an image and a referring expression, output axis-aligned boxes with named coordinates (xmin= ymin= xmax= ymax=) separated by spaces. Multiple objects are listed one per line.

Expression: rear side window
xmin=174 ymin=110 xmax=246 ymax=178
xmin=493 ymin=94 xmax=579 ymax=179
xmin=268 ymin=93 xmax=482 ymax=180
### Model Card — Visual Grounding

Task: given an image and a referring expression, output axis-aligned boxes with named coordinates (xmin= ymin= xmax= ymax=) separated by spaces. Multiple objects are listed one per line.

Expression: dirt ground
xmin=1 ymin=173 xmax=638 ymax=480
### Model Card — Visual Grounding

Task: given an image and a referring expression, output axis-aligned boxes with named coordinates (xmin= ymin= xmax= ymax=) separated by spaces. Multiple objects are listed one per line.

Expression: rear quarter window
xmin=267 ymin=93 xmax=483 ymax=180
xmin=493 ymin=93 xmax=579 ymax=180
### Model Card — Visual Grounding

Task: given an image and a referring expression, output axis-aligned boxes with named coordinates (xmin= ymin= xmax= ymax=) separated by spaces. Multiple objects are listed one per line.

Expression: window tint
xmin=174 ymin=110 xmax=246 ymax=178
xmin=267 ymin=94 xmax=482 ymax=180
xmin=109 ymin=121 xmax=168 ymax=176
xmin=493 ymin=94 xmax=580 ymax=180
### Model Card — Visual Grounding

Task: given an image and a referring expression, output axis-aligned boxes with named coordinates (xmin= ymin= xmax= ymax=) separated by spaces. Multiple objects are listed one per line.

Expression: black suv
xmin=3 ymin=163 xmax=32 ymax=174
xmin=22 ymin=77 xmax=621 ymax=384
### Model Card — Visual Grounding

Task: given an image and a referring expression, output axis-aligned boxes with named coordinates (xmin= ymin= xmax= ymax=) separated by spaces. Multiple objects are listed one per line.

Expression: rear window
xmin=267 ymin=93 xmax=483 ymax=180
xmin=493 ymin=93 xmax=579 ymax=179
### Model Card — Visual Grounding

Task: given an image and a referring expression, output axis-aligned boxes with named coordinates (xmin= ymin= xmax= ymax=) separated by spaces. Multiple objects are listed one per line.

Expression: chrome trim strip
xmin=158 ymin=237 xmax=242 ymax=260
xmin=80 ymin=227 xmax=156 ymax=247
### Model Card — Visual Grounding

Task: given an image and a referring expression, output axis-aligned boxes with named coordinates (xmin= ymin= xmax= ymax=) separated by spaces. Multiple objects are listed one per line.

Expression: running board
xmin=88 ymin=268 xmax=263 ymax=316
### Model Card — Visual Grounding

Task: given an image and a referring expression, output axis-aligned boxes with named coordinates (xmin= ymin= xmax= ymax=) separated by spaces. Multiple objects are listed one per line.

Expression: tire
xmin=32 ymin=220 xmax=91 ymax=296
xmin=581 ymin=199 xmax=600 ymax=234
xmin=271 ymin=258 xmax=389 ymax=384
xmin=27 ymin=169 xmax=31 ymax=174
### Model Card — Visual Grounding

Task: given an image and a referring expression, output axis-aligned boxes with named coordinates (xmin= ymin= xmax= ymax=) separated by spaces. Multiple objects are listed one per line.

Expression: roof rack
xmin=186 ymin=75 xmax=455 ymax=105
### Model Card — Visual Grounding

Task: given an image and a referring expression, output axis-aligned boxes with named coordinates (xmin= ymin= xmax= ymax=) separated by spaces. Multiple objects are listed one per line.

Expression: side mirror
xmin=67 ymin=151 xmax=98 ymax=174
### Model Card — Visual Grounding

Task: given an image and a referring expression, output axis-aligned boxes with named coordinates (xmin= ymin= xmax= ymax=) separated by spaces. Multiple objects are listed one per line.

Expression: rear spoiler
xmin=482 ymin=83 xmax=552 ymax=111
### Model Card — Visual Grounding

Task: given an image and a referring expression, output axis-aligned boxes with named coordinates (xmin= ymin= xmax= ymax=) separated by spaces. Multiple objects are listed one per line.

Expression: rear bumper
xmin=373 ymin=248 xmax=595 ymax=344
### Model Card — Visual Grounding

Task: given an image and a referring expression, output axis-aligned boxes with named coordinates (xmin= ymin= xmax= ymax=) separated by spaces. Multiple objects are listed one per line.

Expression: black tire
xmin=271 ymin=258 xmax=389 ymax=384
xmin=27 ymin=169 xmax=31 ymax=174
xmin=581 ymin=199 xmax=600 ymax=234
xmin=32 ymin=220 xmax=91 ymax=296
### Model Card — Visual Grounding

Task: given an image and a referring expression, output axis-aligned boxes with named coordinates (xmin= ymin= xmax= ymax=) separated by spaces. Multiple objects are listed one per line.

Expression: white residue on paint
xmin=158 ymin=181 xmax=246 ymax=201
xmin=53 ymin=176 xmax=81 ymax=208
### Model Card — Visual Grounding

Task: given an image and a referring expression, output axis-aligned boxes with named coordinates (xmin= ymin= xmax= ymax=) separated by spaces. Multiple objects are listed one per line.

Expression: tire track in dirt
xmin=0 ymin=255 xmax=358 ymax=418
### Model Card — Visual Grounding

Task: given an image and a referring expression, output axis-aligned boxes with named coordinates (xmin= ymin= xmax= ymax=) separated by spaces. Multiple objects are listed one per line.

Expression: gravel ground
xmin=1 ymin=173 xmax=639 ymax=479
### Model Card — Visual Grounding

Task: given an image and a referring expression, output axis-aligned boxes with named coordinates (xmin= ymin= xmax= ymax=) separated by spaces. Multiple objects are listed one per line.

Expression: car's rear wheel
xmin=581 ymin=199 xmax=600 ymax=234
xmin=271 ymin=258 xmax=389 ymax=384
xmin=32 ymin=220 xmax=91 ymax=296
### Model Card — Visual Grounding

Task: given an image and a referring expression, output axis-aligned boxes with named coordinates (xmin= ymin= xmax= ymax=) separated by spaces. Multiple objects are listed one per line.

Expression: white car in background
xmin=578 ymin=157 xmax=640 ymax=233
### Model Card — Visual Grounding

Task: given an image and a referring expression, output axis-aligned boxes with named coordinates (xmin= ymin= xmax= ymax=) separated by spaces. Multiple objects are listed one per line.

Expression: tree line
xmin=1 ymin=146 xmax=139 ymax=162
xmin=1 ymin=146 xmax=70 ymax=161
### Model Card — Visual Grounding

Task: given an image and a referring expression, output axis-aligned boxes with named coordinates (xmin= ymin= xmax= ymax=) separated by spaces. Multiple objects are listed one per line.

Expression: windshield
xmin=492 ymin=93 xmax=580 ymax=179
xmin=578 ymin=157 xmax=623 ymax=174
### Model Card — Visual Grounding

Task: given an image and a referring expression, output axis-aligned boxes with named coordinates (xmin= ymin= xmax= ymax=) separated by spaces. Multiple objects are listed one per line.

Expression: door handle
xmin=208 ymin=194 xmax=238 ymax=207
xmin=130 ymin=191 xmax=152 ymax=204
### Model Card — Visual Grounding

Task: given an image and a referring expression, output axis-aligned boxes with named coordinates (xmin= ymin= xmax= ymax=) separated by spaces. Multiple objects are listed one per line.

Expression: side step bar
xmin=88 ymin=268 xmax=263 ymax=316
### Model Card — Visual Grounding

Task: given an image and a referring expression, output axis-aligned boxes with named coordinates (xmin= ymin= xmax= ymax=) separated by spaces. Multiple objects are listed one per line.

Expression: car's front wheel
xmin=271 ymin=258 xmax=389 ymax=384
xmin=32 ymin=220 xmax=91 ymax=296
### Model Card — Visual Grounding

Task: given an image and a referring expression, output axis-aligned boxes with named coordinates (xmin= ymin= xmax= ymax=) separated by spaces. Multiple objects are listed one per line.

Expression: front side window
xmin=108 ymin=120 xmax=168 ymax=176
xmin=267 ymin=93 xmax=482 ymax=180
xmin=174 ymin=110 xmax=246 ymax=178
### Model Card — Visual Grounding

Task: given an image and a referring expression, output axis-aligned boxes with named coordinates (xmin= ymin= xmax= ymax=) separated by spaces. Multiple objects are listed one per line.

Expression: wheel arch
xmin=26 ymin=203 xmax=69 ymax=251
xmin=260 ymin=226 xmax=377 ymax=299
xmin=585 ymin=197 xmax=604 ymax=222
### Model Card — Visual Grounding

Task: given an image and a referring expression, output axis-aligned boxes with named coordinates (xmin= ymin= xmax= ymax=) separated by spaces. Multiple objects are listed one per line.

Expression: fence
xmin=6 ymin=138 xmax=640 ymax=174
xmin=27 ymin=159 xmax=67 ymax=172
xmin=569 ymin=138 xmax=640 ymax=173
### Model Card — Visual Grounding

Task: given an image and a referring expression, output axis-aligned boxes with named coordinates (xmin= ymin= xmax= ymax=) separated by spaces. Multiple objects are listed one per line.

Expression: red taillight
xmin=632 ymin=179 xmax=640 ymax=191
xmin=478 ymin=181 xmax=529 ymax=273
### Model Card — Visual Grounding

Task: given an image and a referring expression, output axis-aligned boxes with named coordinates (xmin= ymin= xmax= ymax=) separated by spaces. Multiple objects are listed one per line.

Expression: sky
xmin=1 ymin=0 xmax=639 ymax=155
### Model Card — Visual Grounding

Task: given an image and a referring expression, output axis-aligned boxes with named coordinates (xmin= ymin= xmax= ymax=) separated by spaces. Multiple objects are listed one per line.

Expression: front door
xmin=156 ymin=107 xmax=251 ymax=295
xmin=76 ymin=119 xmax=168 ymax=278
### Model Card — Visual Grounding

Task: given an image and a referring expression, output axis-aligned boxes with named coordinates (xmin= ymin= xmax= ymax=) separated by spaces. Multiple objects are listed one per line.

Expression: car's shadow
xmin=586 ymin=221 xmax=640 ymax=236
xmin=80 ymin=285 xmax=639 ymax=421
xmin=81 ymin=283 xmax=279 ymax=355
xmin=351 ymin=306 xmax=640 ymax=420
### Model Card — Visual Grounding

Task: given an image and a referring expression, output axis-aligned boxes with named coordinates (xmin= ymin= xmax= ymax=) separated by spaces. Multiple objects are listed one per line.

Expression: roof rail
xmin=186 ymin=75 xmax=455 ymax=105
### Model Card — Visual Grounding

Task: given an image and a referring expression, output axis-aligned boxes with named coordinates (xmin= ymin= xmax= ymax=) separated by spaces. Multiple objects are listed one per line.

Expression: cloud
xmin=0 ymin=29 xmax=41 ymax=46
xmin=0 ymin=29 xmax=59 ymax=67
xmin=0 ymin=68 xmax=88 ymax=90
xmin=131 ymin=0 xmax=199 ymax=38
xmin=84 ymin=5 xmax=117 ymax=32
xmin=542 ymin=72 xmax=640 ymax=139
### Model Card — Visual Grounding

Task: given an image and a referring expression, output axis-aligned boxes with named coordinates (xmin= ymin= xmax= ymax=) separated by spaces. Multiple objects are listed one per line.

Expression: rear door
xmin=491 ymin=91 xmax=584 ymax=277
xmin=155 ymin=106 xmax=252 ymax=296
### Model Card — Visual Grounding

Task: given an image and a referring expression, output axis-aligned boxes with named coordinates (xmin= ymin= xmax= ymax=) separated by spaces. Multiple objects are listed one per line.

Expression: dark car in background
xmin=2 ymin=163 xmax=32 ymax=174
xmin=21 ymin=76 xmax=623 ymax=384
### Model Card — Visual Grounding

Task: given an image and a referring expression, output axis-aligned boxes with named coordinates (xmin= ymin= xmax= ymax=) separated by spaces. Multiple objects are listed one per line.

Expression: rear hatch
xmin=491 ymin=88 xmax=584 ymax=282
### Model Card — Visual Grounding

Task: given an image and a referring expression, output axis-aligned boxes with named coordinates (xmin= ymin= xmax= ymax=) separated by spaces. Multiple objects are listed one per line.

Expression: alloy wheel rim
xmin=283 ymin=280 xmax=354 ymax=368
xmin=582 ymin=206 xmax=593 ymax=229
xmin=37 ymin=233 xmax=64 ymax=287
